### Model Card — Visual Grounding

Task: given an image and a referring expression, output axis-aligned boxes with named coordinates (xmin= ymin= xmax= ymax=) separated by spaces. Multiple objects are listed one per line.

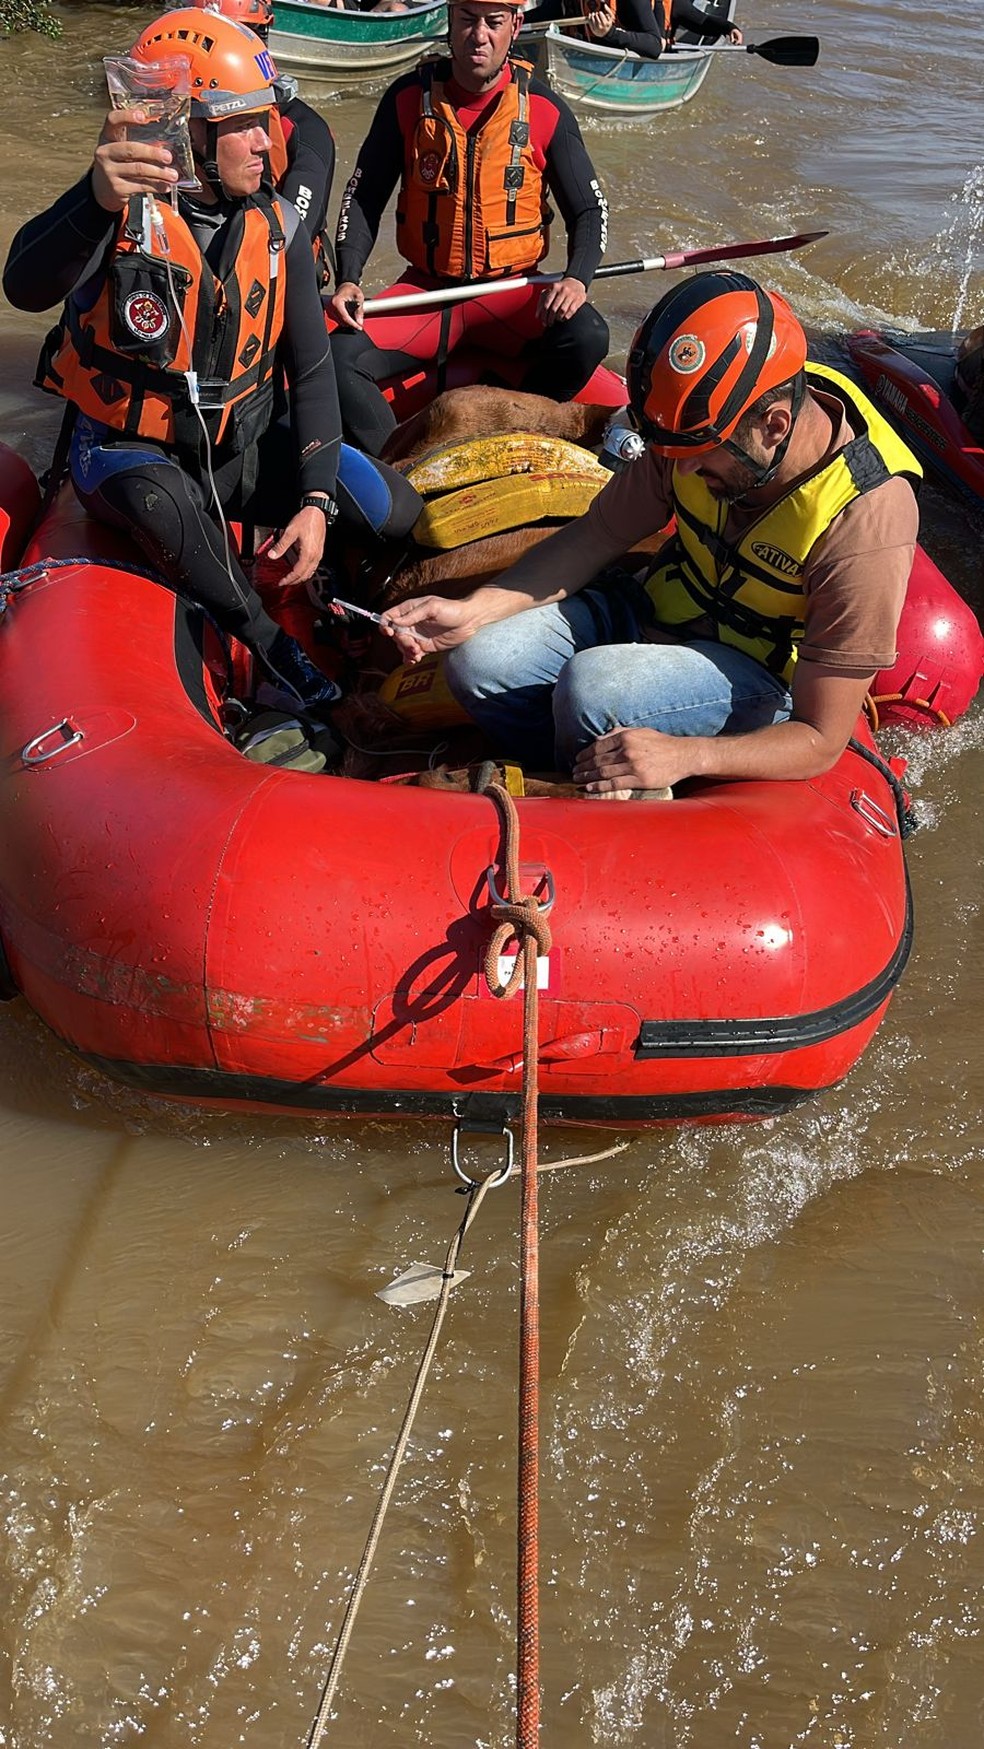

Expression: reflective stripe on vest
xmin=37 ymin=191 xmax=287 ymax=459
xmin=395 ymin=58 xmax=549 ymax=282
xmin=644 ymin=363 xmax=923 ymax=683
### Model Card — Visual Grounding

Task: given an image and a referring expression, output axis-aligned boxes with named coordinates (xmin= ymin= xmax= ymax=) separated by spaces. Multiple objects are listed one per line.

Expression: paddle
xmin=519 ymin=19 xmax=820 ymax=64
xmin=710 ymin=34 xmax=819 ymax=66
xmin=360 ymin=229 xmax=828 ymax=316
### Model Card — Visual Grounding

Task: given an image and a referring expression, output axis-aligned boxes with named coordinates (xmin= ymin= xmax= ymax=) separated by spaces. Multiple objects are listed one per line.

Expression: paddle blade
xmin=746 ymin=34 xmax=820 ymax=67
xmin=695 ymin=228 xmax=828 ymax=262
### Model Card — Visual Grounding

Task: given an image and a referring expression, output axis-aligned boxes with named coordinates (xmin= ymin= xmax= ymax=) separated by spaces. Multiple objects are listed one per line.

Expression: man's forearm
xmin=334 ymin=94 xmax=402 ymax=284
xmin=542 ymin=101 xmax=608 ymax=287
xmin=3 ymin=173 xmax=114 ymax=311
xmin=683 ymin=716 xmax=854 ymax=783
xmin=467 ymin=511 xmax=630 ymax=621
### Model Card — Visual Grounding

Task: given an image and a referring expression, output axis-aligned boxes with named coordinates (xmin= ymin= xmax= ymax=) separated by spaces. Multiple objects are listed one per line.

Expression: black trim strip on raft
xmin=172 ymin=597 xmax=233 ymax=730
xmin=635 ymin=863 xmax=913 ymax=1060
xmin=72 ymin=1052 xmax=821 ymax=1123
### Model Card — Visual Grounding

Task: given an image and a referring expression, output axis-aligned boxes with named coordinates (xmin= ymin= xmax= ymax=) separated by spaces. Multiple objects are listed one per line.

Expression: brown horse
xmin=379 ymin=384 xmax=619 ymax=468
xmin=353 ymin=384 xmax=652 ymax=613
xmin=327 ymin=384 xmax=667 ymax=777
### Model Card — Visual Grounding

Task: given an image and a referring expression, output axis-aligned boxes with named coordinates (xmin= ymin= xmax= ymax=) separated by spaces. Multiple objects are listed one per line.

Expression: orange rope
xmin=480 ymin=779 xmax=552 ymax=1748
xmin=866 ymin=690 xmax=952 ymax=731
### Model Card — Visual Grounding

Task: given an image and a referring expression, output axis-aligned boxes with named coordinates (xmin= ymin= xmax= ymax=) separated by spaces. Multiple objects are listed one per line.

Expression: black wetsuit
xmin=524 ymin=0 xmax=735 ymax=60
xmin=277 ymin=91 xmax=337 ymax=279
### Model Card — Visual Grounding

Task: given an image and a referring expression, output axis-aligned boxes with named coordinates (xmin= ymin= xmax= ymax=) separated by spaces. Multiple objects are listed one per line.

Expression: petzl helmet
xmin=627 ymin=271 xmax=808 ymax=457
xmin=186 ymin=0 xmax=275 ymax=42
xmin=130 ymin=9 xmax=278 ymax=121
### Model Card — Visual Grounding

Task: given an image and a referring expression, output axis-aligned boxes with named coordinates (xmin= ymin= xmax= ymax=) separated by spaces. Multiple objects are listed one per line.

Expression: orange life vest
xmin=36 ymin=191 xmax=288 ymax=461
xmin=395 ymin=58 xmax=550 ymax=282
xmin=580 ymin=0 xmax=671 ymax=38
xmin=267 ymin=107 xmax=290 ymax=186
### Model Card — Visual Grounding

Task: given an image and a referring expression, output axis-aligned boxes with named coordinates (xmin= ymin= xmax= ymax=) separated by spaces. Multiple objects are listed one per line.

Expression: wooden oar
xmin=360 ymin=229 xmax=828 ymax=316
xmin=519 ymin=19 xmax=819 ymax=64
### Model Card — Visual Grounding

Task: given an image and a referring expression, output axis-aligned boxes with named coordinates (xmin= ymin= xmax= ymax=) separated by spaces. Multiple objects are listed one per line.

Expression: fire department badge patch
xmin=418 ymin=151 xmax=441 ymax=186
xmin=122 ymin=291 xmax=170 ymax=343
xmin=668 ymin=334 xmax=705 ymax=375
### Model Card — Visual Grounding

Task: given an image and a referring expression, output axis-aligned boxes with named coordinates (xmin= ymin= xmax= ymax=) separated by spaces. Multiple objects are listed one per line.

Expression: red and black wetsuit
xmin=331 ymin=57 xmax=610 ymax=455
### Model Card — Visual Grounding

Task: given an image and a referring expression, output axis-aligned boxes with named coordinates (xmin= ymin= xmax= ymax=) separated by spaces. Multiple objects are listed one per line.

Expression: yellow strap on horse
xmin=412 ymin=470 xmax=607 ymax=550
xmin=405 ymin=433 xmax=610 ymax=498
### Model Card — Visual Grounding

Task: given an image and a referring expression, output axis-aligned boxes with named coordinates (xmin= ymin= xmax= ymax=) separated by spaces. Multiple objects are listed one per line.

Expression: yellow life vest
xmin=644 ymin=363 xmax=922 ymax=683
xmin=395 ymin=58 xmax=550 ymax=282
xmin=36 ymin=191 xmax=288 ymax=464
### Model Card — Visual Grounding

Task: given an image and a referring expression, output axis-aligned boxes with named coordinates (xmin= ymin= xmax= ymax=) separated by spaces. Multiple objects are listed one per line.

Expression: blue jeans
xmin=444 ymin=579 xmax=793 ymax=771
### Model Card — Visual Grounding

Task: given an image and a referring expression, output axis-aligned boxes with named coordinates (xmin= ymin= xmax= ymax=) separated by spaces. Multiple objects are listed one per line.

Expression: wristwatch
xmin=300 ymin=493 xmax=338 ymax=525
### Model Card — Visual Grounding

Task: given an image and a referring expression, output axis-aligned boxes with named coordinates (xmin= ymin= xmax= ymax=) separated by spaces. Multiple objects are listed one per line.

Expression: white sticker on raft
xmin=377 ymin=1263 xmax=472 ymax=1308
xmin=497 ymin=953 xmax=550 ymax=990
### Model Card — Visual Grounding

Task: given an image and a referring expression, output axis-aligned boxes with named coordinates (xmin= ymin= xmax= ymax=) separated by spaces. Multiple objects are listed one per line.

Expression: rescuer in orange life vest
xmin=188 ymin=0 xmax=337 ymax=285
xmin=3 ymin=10 xmax=347 ymax=716
xmin=524 ymin=0 xmax=742 ymax=61
xmin=327 ymin=0 xmax=611 ymax=456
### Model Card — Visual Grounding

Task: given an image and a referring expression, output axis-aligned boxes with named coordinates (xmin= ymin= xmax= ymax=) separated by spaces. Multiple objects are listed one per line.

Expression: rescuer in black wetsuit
xmin=3 ymin=10 xmax=347 ymax=713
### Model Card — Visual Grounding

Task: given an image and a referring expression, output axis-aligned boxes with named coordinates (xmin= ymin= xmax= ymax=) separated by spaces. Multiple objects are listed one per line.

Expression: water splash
xmin=928 ymin=164 xmax=984 ymax=329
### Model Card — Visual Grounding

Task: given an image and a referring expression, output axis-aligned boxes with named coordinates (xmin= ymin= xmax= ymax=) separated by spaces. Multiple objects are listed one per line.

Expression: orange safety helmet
xmin=626 ymin=271 xmax=808 ymax=456
xmin=186 ymin=0 xmax=274 ymax=43
xmin=130 ymin=8 xmax=278 ymax=120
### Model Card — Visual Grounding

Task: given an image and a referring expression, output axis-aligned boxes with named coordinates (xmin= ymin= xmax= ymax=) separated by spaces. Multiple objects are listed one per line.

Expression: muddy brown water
xmin=1 ymin=3 xmax=983 ymax=1744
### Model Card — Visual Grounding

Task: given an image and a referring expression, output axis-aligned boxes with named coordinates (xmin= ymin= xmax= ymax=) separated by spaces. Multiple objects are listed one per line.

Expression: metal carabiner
xmin=451 ymin=1120 xmax=515 ymax=1189
xmin=485 ymin=865 xmax=555 ymax=914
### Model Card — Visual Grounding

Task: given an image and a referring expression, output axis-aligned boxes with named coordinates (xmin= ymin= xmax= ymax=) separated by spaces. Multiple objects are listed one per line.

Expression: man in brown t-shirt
xmin=384 ymin=273 xmax=920 ymax=791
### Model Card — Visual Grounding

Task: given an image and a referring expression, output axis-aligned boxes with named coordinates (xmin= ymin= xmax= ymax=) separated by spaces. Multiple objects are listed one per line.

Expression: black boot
xmin=257 ymin=630 xmax=343 ymax=720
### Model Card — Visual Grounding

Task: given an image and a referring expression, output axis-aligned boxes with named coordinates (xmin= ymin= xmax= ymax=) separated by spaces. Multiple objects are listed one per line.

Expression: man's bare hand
xmin=328 ymin=280 xmax=365 ymax=330
xmin=268 ymin=506 xmax=327 ymax=585
xmin=573 ymin=727 xmax=696 ymax=795
xmin=537 ymin=276 xmax=587 ymax=326
xmin=380 ymin=594 xmax=483 ymax=665
xmin=91 ymin=110 xmax=179 ymax=212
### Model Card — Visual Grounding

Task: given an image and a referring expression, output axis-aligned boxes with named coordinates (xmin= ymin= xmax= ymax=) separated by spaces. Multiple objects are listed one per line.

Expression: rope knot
xmin=485 ymin=897 xmax=553 ymax=999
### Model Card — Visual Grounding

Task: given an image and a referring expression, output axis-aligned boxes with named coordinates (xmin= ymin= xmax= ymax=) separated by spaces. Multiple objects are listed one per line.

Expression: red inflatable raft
xmin=0 ymin=441 xmax=980 ymax=1129
xmin=847 ymin=329 xmax=984 ymax=506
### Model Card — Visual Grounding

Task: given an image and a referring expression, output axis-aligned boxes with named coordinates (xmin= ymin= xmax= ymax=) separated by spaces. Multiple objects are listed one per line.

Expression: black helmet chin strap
xmin=195 ymin=122 xmax=225 ymax=197
xmin=722 ymin=372 xmax=806 ymax=498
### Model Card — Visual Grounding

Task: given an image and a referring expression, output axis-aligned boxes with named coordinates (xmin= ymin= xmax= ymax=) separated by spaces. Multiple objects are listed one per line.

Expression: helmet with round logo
xmin=187 ymin=0 xmax=275 ymax=42
xmin=626 ymin=271 xmax=808 ymax=457
xmin=130 ymin=8 xmax=278 ymax=120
